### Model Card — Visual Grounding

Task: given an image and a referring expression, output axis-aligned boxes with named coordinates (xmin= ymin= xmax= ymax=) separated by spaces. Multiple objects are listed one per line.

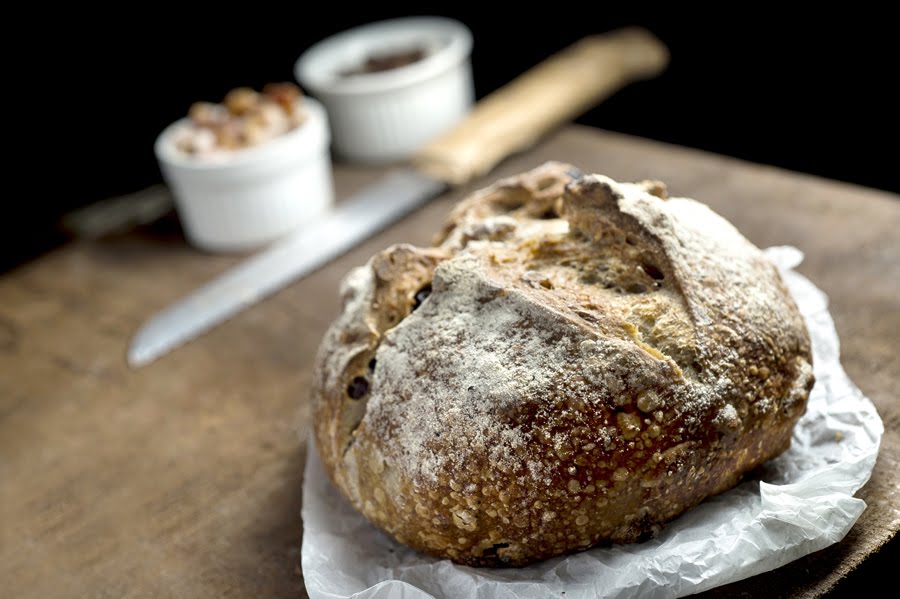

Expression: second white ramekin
xmin=294 ymin=17 xmax=474 ymax=163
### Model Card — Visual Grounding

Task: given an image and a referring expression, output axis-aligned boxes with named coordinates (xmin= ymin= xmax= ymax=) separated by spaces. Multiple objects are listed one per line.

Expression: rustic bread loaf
xmin=311 ymin=162 xmax=814 ymax=567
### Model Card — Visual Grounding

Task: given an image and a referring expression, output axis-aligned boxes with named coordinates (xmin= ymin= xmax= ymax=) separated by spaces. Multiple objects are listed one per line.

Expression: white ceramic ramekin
xmin=294 ymin=17 xmax=473 ymax=163
xmin=154 ymin=97 xmax=333 ymax=252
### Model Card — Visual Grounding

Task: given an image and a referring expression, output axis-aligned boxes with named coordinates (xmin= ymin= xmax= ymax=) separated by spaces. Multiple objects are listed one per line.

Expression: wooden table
xmin=1 ymin=127 xmax=897 ymax=598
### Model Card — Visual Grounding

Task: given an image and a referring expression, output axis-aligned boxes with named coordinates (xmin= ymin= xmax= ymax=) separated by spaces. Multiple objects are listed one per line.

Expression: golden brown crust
xmin=311 ymin=162 xmax=814 ymax=566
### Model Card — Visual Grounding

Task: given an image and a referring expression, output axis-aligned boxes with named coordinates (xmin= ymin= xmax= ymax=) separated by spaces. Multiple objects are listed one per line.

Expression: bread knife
xmin=128 ymin=28 xmax=668 ymax=367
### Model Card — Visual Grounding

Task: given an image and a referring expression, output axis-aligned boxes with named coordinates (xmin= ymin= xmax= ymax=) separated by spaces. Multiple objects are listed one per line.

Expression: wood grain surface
xmin=1 ymin=127 xmax=897 ymax=598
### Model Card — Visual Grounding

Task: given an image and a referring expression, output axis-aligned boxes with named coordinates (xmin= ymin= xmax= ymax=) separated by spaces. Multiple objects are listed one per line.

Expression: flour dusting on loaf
xmin=312 ymin=162 xmax=813 ymax=566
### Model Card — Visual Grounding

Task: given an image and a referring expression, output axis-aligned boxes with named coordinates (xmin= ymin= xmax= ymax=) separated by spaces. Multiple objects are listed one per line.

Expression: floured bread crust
xmin=311 ymin=162 xmax=814 ymax=567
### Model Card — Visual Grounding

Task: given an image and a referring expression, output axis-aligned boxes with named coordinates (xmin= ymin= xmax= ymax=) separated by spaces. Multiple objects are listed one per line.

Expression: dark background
xmin=9 ymin=8 xmax=895 ymax=272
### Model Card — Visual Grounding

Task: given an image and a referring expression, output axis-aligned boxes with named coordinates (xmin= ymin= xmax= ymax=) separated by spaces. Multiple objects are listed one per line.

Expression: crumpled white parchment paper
xmin=301 ymin=246 xmax=884 ymax=599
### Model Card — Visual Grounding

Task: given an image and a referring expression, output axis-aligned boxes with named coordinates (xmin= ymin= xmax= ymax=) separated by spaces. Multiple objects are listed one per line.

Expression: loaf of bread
xmin=311 ymin=162 xmax=813 ymax=567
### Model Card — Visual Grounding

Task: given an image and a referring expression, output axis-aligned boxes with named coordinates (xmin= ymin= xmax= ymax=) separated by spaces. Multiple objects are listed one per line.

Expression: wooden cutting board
xmin=1 ymin=126 xmax=897 ymax=598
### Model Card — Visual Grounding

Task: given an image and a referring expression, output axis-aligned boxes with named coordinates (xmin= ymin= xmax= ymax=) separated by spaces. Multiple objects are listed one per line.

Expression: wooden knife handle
xmin=414 ymin=27 xmax=669 ymax=185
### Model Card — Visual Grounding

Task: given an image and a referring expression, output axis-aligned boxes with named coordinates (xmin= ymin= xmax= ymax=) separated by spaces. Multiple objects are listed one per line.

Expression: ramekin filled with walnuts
xmin=155 ymin=83 xmax=333 ymax=252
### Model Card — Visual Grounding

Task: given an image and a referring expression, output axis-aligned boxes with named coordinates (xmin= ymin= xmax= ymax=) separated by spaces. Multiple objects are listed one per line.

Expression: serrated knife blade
xmin=128 ymin=169 xmax=444 ymax=366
